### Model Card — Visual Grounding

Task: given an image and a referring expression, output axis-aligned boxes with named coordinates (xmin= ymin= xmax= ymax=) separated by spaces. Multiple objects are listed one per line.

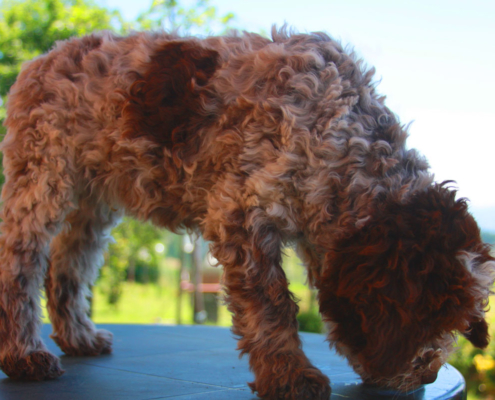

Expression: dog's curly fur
xmin=0 ymin=28 xmax=494 ymax=399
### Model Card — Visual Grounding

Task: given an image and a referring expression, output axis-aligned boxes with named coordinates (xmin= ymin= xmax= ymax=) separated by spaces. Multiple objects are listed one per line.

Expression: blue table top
xmin=0 ymin=324 xmax=466 ymax=400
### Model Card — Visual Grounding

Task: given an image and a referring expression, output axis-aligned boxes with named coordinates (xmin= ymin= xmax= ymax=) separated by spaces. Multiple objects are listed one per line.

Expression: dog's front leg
xmin=209 ymin=209 xmax=330 ymax=400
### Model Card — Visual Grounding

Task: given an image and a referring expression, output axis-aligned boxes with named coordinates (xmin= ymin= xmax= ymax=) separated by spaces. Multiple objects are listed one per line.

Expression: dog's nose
xmin=421 ymin=370 xmax=438 ymax=384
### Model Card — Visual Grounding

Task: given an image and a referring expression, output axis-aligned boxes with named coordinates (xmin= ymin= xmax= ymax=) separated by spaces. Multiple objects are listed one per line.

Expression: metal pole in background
xmin=192 ymin=236 xmax=206 ymax=324
xmin=176 ymin=237 xmax=186 ymax=325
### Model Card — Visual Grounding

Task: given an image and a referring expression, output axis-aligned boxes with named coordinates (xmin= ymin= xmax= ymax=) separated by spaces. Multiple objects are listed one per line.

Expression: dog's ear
xmin=123 ymin=40 xmax=220 ymax=162
xmin=464 ymin=319 xmax=490 ymax=348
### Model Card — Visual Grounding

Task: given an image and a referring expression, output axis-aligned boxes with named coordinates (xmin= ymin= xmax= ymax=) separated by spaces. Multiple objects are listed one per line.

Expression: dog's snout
xmin=421 ymin=370 xmax=438 ymax=384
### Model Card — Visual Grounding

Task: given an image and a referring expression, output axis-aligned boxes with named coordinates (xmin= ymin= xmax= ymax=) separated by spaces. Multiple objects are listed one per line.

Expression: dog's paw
xmin=249 ymin=366 xmax=331 ymax=400
xmin=0 ymin=351 xmax=65 ymax=380
xmin=52 ymin=328 xmax=113 ymax=356
xmin=92 ymin=329 xmax=113 ymax=355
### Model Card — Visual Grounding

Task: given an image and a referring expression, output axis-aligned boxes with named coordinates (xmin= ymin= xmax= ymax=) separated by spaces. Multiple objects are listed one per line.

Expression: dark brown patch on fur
xmin=16 ymin=274 xmax=28 ymax=290
xmin=123 ymin=41 xmax=220 ymax=165
xmin=56 ymin=274 xmax=79 ymax=317
xmin=47 ymin=273 xmax=79 ymax=320
xmin=0 ymin=305 xmax=9 ymax=346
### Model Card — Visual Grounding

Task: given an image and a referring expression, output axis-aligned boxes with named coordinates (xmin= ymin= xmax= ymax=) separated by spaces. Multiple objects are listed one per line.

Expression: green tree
xmin=481 ymin=231 xmax=495 ymax=245
xmin=99 ymin=218 xmax=168 ymax=305
xmin=136 ymin=0 xmax=234 ymax=34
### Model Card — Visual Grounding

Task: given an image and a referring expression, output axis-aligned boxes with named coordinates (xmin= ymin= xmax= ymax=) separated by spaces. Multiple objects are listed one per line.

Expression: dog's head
xmin=317 ymin=183 xmax=495 ymax=390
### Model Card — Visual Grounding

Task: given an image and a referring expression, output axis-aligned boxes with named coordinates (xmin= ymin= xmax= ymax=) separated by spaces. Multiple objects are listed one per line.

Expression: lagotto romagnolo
xmin=0 ymin=27 xmax=494 ymax=400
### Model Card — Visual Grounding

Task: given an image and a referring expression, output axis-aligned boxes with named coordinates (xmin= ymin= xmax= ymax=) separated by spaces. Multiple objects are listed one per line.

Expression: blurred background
xmin=0 ymin=0 xmax=494 ymax=399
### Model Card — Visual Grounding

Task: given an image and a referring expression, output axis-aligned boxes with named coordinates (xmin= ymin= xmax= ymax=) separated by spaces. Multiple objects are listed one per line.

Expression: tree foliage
xmin=481 ymin=231 xmax=495 ymax=245
xmin=99 ymin=218 xmax=166 ymax=305
xmin=136 ymin=0 xmax=234 ymax=34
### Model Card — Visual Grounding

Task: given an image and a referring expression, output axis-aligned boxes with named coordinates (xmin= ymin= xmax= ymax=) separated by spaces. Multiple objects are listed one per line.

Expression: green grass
xmin=94 ymin=283 xmax=189 ymax=324
xmin=41 ymin=282 xmax=233 ymax=326
xmin=87 ymin=279 xmax=313 ymax=327
xmin=92 ymin=282 xmax=234 ymax=326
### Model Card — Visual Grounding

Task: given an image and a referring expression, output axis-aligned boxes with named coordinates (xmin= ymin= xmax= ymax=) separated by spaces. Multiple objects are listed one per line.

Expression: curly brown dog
xmin=0 ymin=28 xmax=493 ymax=399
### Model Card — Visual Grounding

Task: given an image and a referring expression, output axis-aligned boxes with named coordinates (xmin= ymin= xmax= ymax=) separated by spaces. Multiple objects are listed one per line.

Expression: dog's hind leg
xmin=45 ymin=195 xmax=122 ymax=356
xmin=0 ymin=133 xmax=75 ymax=380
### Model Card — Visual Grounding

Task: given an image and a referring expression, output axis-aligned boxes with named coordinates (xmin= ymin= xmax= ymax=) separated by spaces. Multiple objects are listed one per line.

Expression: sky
xmin=99 ymin=0 xmax=495 ymax=230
